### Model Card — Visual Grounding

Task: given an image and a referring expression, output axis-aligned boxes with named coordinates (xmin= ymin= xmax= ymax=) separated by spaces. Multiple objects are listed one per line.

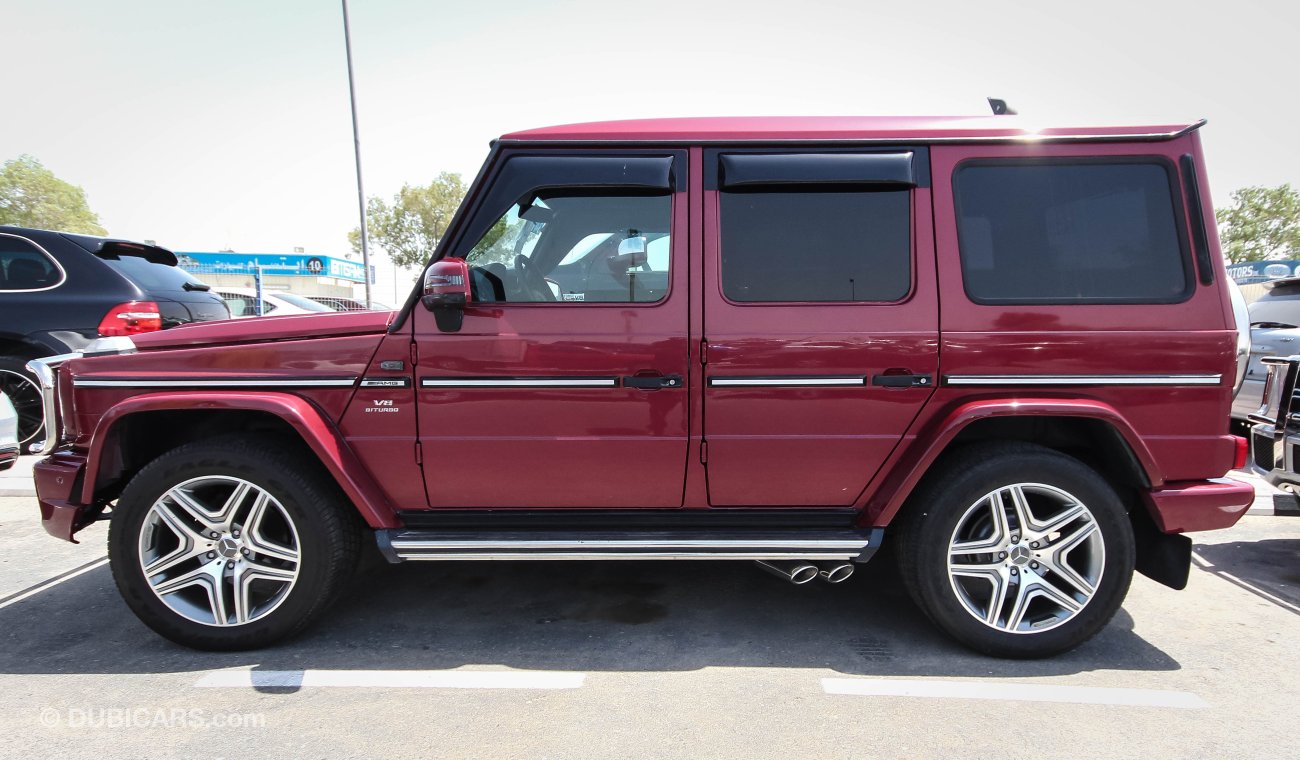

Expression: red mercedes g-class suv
xmin=28 ymin=116 xmax=1255 ymax=658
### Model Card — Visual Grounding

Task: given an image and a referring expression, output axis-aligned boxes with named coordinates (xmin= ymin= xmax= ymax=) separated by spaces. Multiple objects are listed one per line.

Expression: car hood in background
xmin=131 ymin=309 xmax=396 ymax=350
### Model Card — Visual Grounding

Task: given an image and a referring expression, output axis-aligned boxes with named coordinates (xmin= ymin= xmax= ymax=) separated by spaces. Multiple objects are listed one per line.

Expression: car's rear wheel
xmin=0 ymin=356 xmax=45 ymax=455
xmin=108 ymin=436 xmax=360 ymax=650
xmin=897 ymin=442 xmax=1135 ymax=658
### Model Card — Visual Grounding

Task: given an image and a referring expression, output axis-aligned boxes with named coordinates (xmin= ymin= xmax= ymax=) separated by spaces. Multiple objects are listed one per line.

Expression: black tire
xmin=0 ymin=355 xmax=45 ymax=455
xmin=896 ymin=442 xmax=1135 ymax=658
xmin=108 ymin=436 xmax=361 ymax=650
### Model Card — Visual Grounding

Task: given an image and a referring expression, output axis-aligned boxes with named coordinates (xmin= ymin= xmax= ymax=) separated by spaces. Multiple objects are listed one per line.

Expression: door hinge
xmin=700 ymin=338 xmax=709 ymax=365
xmin=699 ymin=440 xmax=708 ymax=464
xmin=409 ymin=340 xmax=419 ymax=366
xmin=414 ymin=441 xmax=423 ymax=465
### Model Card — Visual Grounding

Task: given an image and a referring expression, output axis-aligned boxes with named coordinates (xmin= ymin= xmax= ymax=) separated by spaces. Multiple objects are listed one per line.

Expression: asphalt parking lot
xmin=1 ymin=462 xmax=1297 ymax=759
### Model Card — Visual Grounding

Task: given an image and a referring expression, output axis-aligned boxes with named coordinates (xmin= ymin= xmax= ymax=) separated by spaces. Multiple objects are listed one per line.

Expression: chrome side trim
xmin=944 ymin=374 xmax=1222 ymax=387
xmin=26 ymin=353 xmax=79 ymax=455
xmin=73 ymin=378 xmax=358 ymax=388
xmin=394 ymin=551 xmax=864 ymax=561
xmin=709 ymin=376 xmax=865 ymax=387
xmin=420 ymin=377 xmax=617 ymax=388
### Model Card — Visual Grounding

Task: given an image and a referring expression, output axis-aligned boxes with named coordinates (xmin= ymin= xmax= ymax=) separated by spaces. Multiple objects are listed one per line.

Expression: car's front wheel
xmin=108 ymin=437 xmax=360 ymax=650
xmin=897 ymin=442 xmax=1135 ymax=658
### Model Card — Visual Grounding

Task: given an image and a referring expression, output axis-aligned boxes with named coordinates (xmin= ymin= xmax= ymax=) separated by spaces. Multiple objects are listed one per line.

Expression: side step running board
xmin=375 ymin=528 xmax=883 ymax=563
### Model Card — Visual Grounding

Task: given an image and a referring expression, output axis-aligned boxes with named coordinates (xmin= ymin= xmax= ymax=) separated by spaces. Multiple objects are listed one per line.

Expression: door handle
xmin=871 ymin=372 xmax=932 ymax=388
xmin=622 ymin=374 xmax=683 ymax=390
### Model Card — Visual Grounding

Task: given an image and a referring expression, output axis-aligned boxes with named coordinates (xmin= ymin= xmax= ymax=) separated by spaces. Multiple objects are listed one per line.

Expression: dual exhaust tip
xmin=756 ymin=560 xmax=854 ymax=585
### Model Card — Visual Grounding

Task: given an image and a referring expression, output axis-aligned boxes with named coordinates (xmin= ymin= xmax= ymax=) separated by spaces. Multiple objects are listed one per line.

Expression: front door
xmin=701 ymin=149 xmax=939 ymax=506
xmin=414 ymin=151 xmax=690 ymax=508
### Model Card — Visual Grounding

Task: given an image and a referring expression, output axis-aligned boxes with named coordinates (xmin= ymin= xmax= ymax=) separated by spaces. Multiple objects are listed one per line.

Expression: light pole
xmin=341 ymin=0 xmax=372 ymax=306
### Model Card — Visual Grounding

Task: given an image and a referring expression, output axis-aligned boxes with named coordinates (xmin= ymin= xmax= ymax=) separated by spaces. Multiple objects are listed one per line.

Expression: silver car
xmin=1232 ymin=278 xmax=1300 ymax=424
xmin=0 ymin=391 xmax=18 ymax=472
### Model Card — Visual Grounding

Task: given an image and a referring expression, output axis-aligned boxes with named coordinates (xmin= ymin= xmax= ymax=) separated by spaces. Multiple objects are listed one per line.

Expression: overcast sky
xmin=3 ymin=0 xmax=1297 ymax=299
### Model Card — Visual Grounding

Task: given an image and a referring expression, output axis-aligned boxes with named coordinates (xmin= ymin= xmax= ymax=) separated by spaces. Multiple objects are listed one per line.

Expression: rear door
xmin=701 ymin=150 xmax=939 ymax=505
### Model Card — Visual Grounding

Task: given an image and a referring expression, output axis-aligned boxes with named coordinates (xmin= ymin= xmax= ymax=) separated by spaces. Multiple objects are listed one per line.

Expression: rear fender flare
xmin=864 ymin=398 xmax=1162 ymax=527
xmin=82 ymin=391 xmax=400 ymax=529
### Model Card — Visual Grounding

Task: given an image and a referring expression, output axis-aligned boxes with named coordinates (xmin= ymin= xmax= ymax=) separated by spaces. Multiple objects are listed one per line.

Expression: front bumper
xmin=33 ymin=451 xmax=96 ymax=543
xmin=1141 ymin=477 xmax=1254 ymax=533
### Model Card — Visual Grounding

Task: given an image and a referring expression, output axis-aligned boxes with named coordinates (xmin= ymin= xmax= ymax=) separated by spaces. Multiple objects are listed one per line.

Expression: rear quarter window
xmin=954 ymin=160 xmax=1192 ymax=304
xmin=0 ymin=234 xmax=64 ymax=291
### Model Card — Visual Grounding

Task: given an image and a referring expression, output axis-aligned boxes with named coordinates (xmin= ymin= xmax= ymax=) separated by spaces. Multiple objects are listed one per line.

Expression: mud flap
xmin=1133 ymin=513 xmax=1192 ymax=590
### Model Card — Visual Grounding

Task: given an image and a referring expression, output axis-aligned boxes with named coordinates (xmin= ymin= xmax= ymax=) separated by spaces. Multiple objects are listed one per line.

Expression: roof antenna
xmin=987 ymin=98 xmax=1017 ymax=115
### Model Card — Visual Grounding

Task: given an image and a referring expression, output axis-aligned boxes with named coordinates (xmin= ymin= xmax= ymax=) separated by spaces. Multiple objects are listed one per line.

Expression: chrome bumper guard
xmin=1248 ymin=355 xmax=1300 ymax=475
xmin=25 ymin=336 xmax=138 ymax=455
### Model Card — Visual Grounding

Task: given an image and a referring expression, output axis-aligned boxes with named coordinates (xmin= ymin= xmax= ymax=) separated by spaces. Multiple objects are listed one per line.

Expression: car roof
xmin=499 ymin=116 xmax=1204 ymax=143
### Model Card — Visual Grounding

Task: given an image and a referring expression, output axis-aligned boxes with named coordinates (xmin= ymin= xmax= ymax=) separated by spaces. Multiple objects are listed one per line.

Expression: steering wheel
xmin=515 ymin=255 xmax=556 ymax=302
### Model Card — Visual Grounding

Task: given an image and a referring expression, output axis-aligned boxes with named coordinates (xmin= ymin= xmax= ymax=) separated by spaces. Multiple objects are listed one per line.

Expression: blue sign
xmin=176 ymin=252 xmax=367 ymax=283
xmin=1227 ymin=260 xmax=1300 ymax=285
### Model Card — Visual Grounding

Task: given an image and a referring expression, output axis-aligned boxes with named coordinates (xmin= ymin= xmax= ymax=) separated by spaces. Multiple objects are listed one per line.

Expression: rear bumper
xmin=1141 ymin=477 xmax=1254 ymax=533
xmin=33 ymin=451 xmax=95 ymax=543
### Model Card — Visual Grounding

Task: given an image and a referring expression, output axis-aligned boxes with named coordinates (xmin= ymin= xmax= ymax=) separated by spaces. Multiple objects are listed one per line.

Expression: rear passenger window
xmin=0 ymin=235 xmax=62 ymax=291
xmin=954 ymin=161 xmax=1191 ymax=304
xmin=719 ymin=189 xmax=911 ymax=302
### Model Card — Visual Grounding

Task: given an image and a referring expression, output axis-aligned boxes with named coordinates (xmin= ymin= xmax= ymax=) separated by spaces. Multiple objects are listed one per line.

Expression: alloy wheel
xmin=138 ymin=476 xmax=301 ymax=627
xmin=946 ymin=483 xmax=1105 ymax=634
xmin=0 ymin=368 xmax=43 ymax=449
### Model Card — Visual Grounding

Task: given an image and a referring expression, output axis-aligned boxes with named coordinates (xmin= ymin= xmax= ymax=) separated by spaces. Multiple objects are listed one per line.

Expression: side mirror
xmin=606 ymin=235 xmax=648 ymax=274
xmin=422 ymin=257 xmax=471 ymax=333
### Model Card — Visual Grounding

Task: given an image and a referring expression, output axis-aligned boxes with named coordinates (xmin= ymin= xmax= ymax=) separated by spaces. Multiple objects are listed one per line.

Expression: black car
xmin=0 ymin=226 xmax=230 ymax=452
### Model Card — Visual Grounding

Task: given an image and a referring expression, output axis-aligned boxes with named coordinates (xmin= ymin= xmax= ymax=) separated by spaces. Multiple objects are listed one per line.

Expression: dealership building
xmin=176 ymin=252 xmax=369 ymax=299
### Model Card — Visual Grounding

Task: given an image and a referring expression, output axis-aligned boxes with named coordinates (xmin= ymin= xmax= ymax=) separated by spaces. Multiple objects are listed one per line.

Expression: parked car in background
xmin=1232 ymin=277 xmax=1300 ymax=425
xmin=304 ymin=295 xmax=393 ymax=312
xmin=0 ymin=226 xmax=230 ymax=452
xmin=0 ymin=392 xmax=17 ymax=472
xmin=214 ymin=287 xmax=334 ymax=318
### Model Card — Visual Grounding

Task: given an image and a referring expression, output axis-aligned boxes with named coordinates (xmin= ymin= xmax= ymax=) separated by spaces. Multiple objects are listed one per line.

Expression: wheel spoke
xmin=1006 ymin=485 xmax=1034 ymax=535
xmin=1033 ymin=502 xmax=1087 ymax=539
xmin=164 ymin=487 xmax=221 ymax=534
xmin=950 ymin=493 xmax=1009 ymax=555
xmin=244 ymin=493 xmax=299 ymax=563
xmin=244 ymin=558 xmax=297 ymax=583
xmin=213 ymin=481 xmax=253 ymax=529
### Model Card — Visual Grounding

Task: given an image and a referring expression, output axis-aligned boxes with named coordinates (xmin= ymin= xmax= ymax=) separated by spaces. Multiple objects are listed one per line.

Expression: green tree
xmin=350 ymin=172 xmax=468 ymax=270
xmin=0 ymin=155 xmax=107 ymax=235
xmin=1216 ymin=184 xmax=1300 ymax=264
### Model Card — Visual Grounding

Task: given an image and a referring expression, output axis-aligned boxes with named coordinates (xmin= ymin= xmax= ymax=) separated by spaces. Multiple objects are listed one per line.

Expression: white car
xmin=0 ymin=392 xmax=18 ymax=472
xmin=214 ymin=287 xmax=334 ymax=318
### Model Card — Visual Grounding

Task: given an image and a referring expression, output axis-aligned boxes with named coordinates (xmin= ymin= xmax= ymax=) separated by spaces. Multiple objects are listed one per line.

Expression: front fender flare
xmin=863 ymin=398 xmax=1163 ymax=527
xmin=82 ymin=391 xmax=400 ymax=529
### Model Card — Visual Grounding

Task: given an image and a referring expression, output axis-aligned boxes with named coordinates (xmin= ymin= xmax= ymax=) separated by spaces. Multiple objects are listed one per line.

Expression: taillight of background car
xmin=97 ymin=301 xmax=163 ymax=336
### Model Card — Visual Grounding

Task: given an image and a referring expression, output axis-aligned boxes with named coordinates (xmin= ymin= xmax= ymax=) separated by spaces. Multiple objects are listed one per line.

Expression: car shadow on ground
xmin=1193 ymin=538 xmax=1300 ymax=613
xmin=0 ymin=552 xmax=1182 ymax=681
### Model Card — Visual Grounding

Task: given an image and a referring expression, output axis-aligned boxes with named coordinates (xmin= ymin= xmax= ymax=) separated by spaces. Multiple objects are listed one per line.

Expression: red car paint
xmin=33 ymin=116 xmax=1251 ymax=545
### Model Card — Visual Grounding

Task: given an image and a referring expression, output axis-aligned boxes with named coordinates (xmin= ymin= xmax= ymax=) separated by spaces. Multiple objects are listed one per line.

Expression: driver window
xmin=464 ymin=191 xmax=671 ymax=303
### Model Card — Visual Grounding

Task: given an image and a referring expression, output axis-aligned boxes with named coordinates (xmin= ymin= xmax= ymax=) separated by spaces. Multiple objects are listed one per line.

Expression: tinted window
xmin=954 ymin=161 xmax=1190 ymax=304
xmin=101 ymin=253 xmax=208 ymax=292
xmin=719 ymin=189 xmax=911 ymax=302
xmin=465 ymin=192 xmax=671 ymax=303
xmin=0 ymin=235 xmax=62 ymax=290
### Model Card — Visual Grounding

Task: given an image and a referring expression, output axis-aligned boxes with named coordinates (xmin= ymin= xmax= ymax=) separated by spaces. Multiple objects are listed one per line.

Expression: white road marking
xmin=821 ymin=677 xmax=1207 ymax=709
xmin=196 ymin=669 xmax=585 ymax=690
xmin=0 ymin=557 xmax=109 ymax=610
